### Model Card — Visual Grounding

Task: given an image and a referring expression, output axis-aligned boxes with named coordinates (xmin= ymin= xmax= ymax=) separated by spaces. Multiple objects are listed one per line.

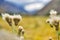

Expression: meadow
xmin=0 ymin=16 xmax=60 ymax=40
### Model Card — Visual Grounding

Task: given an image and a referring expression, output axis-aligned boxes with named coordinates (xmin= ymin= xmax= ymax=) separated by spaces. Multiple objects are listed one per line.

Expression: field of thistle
xmin=0 ymin=16 xmax=60 ymax=40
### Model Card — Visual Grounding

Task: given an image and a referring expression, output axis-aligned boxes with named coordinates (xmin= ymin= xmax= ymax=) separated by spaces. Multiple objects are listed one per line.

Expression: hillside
xmin=0 ymin=1 xmax=20 ymax=13
xmin=37 ymin=0 xmax=60 ymax=15
xmin=0 ymin=0 xmax=60 ymax=15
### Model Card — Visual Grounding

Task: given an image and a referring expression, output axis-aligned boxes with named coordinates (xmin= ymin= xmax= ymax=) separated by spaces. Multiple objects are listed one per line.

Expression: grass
xmin=0 ymin=16 xmax=60 ymax=40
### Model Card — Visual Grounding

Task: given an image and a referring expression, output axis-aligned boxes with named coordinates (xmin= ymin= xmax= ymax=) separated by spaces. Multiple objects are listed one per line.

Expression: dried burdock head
xmin=13 ymin=18 xmax=20 ymax=26
xmin=22 ymin=30 xmax=24 ymax=35
xmin=18 ymin=29 xmax=22 ymax=36
xmin=5 ymin=17 xmax=12 ymax=26
xmin=18 ymin=26 xmax=24 ymax=36
xmin=49 ymin=37 xmax=52 ymax=40
xmin=50 ymin=24 xmax=53 ymax=28
xmin=50 ymin=9 xmax=57 ymax=16
xmin=2 ymin=13 xmax=22 ymax=26
xmin=53 ymin=21 xmax=59 ymax=31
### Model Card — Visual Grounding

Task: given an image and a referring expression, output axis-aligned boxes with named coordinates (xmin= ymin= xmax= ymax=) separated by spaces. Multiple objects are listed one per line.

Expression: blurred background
xmin=0 ymin=0 xmax=60 ymax=40
xmin=0 ymin=0 xmax=60 ymax=15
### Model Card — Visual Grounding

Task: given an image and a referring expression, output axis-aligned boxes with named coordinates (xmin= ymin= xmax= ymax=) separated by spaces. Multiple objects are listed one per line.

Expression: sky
xmin=5 ymin=0 xmax=52 ymax=4
xmin=4 ymin=0 xmax=52 ymax=13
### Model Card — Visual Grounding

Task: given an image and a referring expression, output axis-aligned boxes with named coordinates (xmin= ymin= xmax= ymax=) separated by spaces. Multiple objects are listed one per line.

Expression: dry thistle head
xmin=1 ymin=13 xmax=12 ymax=26
xmin=1 ymin=13 xmax=22 ymax=26
xmin=5 ymin=17 xmax=12 ymax=26
xmin=13 ymin=15 xmax=22 ymax=26
xmin=50 ymin=9 xmax=57 ymax=16
xmin=18 ymin=26 xmax=24 ymax=36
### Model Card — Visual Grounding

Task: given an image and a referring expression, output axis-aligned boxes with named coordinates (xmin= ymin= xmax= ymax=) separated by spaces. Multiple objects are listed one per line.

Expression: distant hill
xmin=37 ymin=0 xmax=60 ymax=15
xmin=0 ymin=0 xmax=52 ymax=15
xmin=0 ymin=0 xmax=60 ymax=15
xmin=0 ymin=1 xmax=20 ymax=14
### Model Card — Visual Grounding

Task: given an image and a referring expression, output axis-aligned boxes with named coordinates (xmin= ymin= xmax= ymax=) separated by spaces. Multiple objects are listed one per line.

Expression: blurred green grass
xmin=0 ymin=16 xmax=60 ymax=40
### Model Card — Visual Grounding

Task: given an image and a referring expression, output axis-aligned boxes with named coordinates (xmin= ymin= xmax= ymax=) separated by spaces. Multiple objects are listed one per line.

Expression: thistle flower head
xmin=13 ymin=15 xmax=22 ymax=26
xmin=18 ymin=26 xmax=23 ymax=30
xmin=1 ymin=13 xmax=22 ymax=26
xmin=50 ymin=9 xmax=57 ymax=16
xmin=1 ymin=13 xmax=10 ymax=20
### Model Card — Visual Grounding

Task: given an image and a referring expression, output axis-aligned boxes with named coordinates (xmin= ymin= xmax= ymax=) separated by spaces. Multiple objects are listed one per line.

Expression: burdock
xmin=13 ymin=18 xmax=20 ymax=26
xmin=5 ymin=17 xmax=12 ymax=26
